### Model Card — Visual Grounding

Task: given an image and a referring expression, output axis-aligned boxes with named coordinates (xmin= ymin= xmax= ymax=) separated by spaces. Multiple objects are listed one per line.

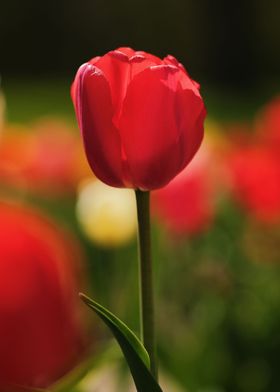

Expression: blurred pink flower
xmin=229 ymin=145 xmax=280 ymax=224
xmin=152 ymin=137 xmax=222 ymax=236
xmin=256 ymin=95 xmax=280 ymax=150
xmin=0 ymin=201 xmax=88 ymax=389
xmin=228 ymin=97 xmax=280 ymax=224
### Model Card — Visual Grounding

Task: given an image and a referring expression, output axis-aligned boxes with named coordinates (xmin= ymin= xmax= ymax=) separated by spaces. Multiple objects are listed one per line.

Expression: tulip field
xmin=1 ymin=72 xmax=280 ymax=392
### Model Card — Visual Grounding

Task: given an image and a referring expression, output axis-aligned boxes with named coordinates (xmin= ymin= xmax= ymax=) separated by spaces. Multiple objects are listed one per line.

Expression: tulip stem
xmin=135 ymin=190 xmax=158 ymax=380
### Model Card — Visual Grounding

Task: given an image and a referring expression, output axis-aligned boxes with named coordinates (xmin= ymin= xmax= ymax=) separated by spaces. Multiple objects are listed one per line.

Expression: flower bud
xmin=71 ymin=47 xmax=206 ymax=190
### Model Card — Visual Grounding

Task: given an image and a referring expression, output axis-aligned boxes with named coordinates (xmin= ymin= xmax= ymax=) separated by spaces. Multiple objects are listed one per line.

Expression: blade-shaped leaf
xmin=79 ymin=293 xmax=163 ymax=392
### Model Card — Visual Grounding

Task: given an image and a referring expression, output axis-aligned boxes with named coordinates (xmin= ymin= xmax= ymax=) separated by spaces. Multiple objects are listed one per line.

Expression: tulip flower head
xmin=71 ymin=47 xmax=206 ymax=190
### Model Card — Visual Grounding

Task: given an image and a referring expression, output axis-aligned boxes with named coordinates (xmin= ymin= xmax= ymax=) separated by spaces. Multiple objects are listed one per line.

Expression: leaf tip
xmin=79 ymin=292 xmax=88 ymax=304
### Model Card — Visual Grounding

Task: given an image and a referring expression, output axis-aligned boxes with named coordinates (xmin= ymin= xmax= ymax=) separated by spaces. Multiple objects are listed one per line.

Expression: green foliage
xmin=80 ymin=293 xmax=163 ymax=392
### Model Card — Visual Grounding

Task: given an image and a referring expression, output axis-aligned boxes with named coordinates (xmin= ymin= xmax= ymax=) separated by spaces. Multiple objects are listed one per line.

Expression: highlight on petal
xmin=71 ymin=57 xmax=101 ymax=103
xmin=116 ymin=47 xmax=162 ymax=66
xmin=164 ymin=54 xmax=184 ymax=70
xmin=164 ymin=55 xmax=201 ymax=90
xmin=128 ymin=54 xmax=162 ymax=82
xmin=115 ymin=47 xmax=136 ymax=57
xmin=71 ymin=63 xmax=88 ymax=106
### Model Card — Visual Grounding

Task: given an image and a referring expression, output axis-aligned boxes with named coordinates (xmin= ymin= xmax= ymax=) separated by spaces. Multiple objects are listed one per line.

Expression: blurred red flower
xmin=256 ymin=95 xmax=280 ymax=150
xmin=152 ymin=139 xmax=220 ymax=235
xmin=0 ymin=202 xmax=87 ymax=389
xmin=229 ymin=146 xmax=280 ymax=223
xmin=0 ymin=119 xmax=91 ymax=196
xmin=228 ymin=97 xmax=280 ymax=224
xmin=71 ymin=47 xmax=206 ymax=190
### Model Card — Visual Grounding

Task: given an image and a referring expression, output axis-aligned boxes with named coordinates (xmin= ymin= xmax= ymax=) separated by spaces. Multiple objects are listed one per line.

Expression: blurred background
xmin=0 ymin=1 xmax=280 ymax=391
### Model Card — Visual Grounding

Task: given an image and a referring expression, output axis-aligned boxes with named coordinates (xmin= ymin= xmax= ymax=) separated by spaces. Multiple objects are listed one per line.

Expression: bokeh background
xmin=0 ymin=1 xmax=280 ymax=391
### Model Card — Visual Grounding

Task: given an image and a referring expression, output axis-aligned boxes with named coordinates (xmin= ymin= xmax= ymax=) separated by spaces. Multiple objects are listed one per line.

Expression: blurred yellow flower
xmin=79 ymin=358 xmax=184 ymax=392
xmin=76 ymin=180 xmax=137 ymax=247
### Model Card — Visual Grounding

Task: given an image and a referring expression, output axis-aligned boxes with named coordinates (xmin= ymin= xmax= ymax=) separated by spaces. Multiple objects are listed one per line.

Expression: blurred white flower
xmin=76 ymin=179 xmax=137 ymax=247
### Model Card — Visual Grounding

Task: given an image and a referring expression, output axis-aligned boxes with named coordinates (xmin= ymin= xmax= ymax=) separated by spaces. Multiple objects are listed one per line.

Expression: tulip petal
xmin=128 ymin=53 xmax=162 ymax=81
xmin=71 ymin=57 xmax=100 ymax=102
xmin=174 ymin=86 xmax=206 ymax=171
xmin=116 ymin=47 xmax=136 ymax=57
xmin=95 ymin=50 xmax=161 ymax=122
xmin=118 ymin=65 xmax=205 ymax=189
xmin=95 ymin=52 xmax=131 ymax=118
xmin=74 ymin=64 xmax=125 ymax=187
xmin=163 ymin=55 xmax=201 ymax=89
xmin=116 ymin=47 xmax=162 ymax=68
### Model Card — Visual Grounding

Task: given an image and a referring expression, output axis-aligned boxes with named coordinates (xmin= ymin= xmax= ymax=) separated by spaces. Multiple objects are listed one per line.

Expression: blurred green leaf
xmin=50 ymin=342 xmax=121 ymax=392
xmin=80 ymin=293 xmax=163 ymax=392
xmin=5 ymin=386 xmax=48 ymax=392
xmin=50 ymin=356 xmax=93 ymax=392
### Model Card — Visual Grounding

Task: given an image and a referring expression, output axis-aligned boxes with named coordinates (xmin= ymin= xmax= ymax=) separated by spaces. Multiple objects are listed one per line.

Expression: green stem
xmin=135 ymin=190 xmax=158 ymax=380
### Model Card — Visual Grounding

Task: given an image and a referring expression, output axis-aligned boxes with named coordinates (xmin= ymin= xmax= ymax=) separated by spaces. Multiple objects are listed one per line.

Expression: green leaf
xmin=79 ymin=293 xmax=163 ymax=392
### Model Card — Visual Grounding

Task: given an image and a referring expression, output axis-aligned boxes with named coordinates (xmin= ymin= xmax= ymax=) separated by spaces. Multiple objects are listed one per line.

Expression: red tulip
xmin=227 ymin=99 xmax=280 ymax=224
xmin=256 ymin=95 xmax=280 ymax=150
xmin=229 ymin=146 xmax=280 ymax=223
xmin=152 ymin=140 xmax=218 ymax=235
xmin=0 ymin=202 xmax=87 ymax=389
xmin=152 ymin=167 xmax=212 ymax=235
xmin=71 ymin=47 xmax=206 ymax=190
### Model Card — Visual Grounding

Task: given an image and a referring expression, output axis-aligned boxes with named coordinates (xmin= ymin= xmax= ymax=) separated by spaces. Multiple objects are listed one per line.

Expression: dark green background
xmin=1 ymin=0 xmax=279 ymax=89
